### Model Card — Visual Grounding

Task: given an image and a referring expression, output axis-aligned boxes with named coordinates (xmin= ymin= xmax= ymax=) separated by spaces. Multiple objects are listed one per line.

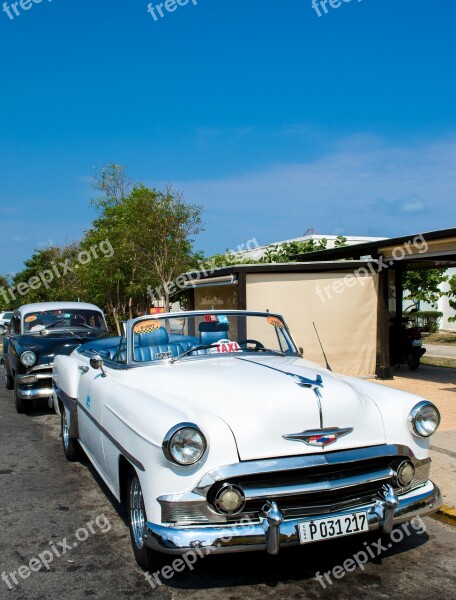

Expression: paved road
xmin=1 ymin=369 xmax=456 ymax=600
xmin=424 ymin=343 xmax=456 ymax=358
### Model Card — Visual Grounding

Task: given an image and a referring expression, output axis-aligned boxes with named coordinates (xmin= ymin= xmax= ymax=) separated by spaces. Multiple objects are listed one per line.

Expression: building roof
xmin=183 ymin=259 xmax=378 ymax=280
xmin=291 ymin=227 xmax=456 ymax=265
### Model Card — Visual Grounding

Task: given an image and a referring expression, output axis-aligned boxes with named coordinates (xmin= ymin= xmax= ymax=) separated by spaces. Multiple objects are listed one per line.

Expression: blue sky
xmin=1 ymin=0 xmax=456 ymax=273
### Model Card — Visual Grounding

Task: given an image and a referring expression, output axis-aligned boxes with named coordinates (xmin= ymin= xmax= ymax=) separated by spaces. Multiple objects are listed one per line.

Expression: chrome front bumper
xmin=144 ymin=480 xmax=441 ymax=555
xmin=16 ymin=383 xmax=53 ymax=401
xmin=17 ymin=370 xmax=53 ymax=401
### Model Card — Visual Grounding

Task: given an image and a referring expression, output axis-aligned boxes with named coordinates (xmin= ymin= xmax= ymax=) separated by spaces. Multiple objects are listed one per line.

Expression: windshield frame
xmin=21 ymin=308 xmax=108 ymax=335
xmin=126 ymin=310 xmax=300 ymax=366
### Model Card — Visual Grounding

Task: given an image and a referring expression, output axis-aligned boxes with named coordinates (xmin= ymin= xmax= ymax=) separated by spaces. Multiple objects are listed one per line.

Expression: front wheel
xmin=61 ymin=408 xmax=81 ymax=461
xmin=4 ymin=365 xmax=13 ymax=390
xmin=127 ymin=469 xmax=164 ymax=572
xmin=407 ymin=354 xmax=421 ymax=371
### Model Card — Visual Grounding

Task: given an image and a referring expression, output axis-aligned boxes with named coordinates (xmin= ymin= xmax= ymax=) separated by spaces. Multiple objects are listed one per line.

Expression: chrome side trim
xmin=53 ymin=383 xmax=79 ymax=438
xmin=76 ymin=399 xmax=145 ymax=473
xmin=145 ymin=480 xmax=441 ymax=556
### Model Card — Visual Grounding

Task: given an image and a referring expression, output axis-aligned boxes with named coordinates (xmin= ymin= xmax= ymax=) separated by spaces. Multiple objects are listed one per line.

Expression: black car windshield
xmin=24 ymin=309 xmax=107 ymax=334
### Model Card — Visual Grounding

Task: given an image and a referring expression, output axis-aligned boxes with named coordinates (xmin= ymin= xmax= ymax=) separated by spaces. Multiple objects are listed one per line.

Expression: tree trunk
xmin=112 ymin=306 xmax=121 ymax=336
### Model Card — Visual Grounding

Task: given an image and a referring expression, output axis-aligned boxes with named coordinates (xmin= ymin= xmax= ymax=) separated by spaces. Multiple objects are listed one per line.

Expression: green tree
xmin=9 ymin=243 xmax=82 ymax=306
xmin=80 ymin=180 xmax=203 ymax=332
xmin=448 ymin=274 xmax=456 ymax=322
xmin=91 ymin=163 xmax=133 ymax=209
xmin=0 ymin=274 xmax=13 ymax=310
xmin=403 ymin=269 xmax=448 ymax=307
xmin=123 ymin=184 xmax=203 ymax=313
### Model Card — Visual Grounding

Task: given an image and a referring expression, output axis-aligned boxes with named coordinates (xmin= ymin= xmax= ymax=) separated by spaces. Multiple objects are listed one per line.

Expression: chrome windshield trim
xmin=124 ymin=310 xmax=299 ymax=366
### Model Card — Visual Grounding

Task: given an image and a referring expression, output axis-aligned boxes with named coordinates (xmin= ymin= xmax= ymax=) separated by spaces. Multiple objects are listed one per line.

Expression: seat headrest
xmin=138 ymin=327 xmax=169 ymax=346
xmin=198 ymin=322 xmax=229 ymax=333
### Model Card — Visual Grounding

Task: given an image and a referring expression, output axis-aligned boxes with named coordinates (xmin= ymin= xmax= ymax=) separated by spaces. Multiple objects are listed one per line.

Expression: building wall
xmin=245 ymin=272 xmax=379 ymax=378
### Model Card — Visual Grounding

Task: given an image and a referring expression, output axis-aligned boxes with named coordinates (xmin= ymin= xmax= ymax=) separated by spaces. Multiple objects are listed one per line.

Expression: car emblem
xmin=282 ymin=427 xmax=353 ymax=447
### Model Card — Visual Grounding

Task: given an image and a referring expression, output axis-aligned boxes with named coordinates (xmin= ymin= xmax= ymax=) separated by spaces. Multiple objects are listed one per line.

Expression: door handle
xmin=79 ymin=366 xmax=89 ymax=374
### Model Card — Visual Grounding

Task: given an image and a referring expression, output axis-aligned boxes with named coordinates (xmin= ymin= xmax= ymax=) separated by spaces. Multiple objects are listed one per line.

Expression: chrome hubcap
xmin=62 ymin=412 xmax=70 ymax=449
xmin=130 ymin=477 xmax=145 ymax=550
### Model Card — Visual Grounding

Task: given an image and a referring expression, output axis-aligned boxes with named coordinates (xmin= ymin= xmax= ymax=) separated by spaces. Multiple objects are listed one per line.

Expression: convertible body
xmin=52 ymin=310 xmax=441 ymax=569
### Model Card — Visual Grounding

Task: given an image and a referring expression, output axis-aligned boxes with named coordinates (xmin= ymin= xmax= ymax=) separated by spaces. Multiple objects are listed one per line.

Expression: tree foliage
xmin=448 ymin=274 xmax=456 ymax=323
xmin=3 ymin=165 xmax=204 ymax=332
xmin=403 ymin=269 xmax=448 ymax=307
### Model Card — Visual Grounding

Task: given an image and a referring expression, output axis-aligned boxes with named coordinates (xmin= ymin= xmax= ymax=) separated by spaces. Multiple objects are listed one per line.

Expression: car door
xmin=77 ymin=360 xmax=113 ymax=481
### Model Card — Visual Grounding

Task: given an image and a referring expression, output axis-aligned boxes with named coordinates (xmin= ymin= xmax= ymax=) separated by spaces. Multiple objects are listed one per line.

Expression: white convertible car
xmin=52 ymin=310 xmax=442 ymax=570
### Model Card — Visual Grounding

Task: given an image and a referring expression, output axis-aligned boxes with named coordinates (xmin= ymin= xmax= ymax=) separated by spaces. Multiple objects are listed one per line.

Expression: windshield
xmin=131 ymin=312 xmax=298 ymax=363
xmin=23 ymin=309 xmax=107 ymax=334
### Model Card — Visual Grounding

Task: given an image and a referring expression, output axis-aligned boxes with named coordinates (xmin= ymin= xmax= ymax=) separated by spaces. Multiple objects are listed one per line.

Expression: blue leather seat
xmin=137 ymin=328 xmax=170 ymax=347
xmin=113 ymin=328 xmax=200 ymax=362
xmin=199 ymin=322 xmax=229 ymax=345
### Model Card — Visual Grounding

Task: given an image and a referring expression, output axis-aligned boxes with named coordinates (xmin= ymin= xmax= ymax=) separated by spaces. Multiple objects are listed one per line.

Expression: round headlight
xmin=408 ymin=402 xmax=441 ymax=438
xmin=214 ymin=484 xmax=246 ymax=515
xmin=394 ymin=460 xmax=415 ymax=487
xmin=163 ymin=424 xmax=207 ymax=466
xmin=20 ymin=351 xmax=37 ymax=367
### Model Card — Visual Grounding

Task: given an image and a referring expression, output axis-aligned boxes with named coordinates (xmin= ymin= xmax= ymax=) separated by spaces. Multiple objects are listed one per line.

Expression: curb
xmin=432 ymin=505 xmax=456 ymax=527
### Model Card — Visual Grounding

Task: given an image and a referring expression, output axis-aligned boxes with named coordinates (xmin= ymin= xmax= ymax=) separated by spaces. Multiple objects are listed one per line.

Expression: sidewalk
xmin=376 ymin=364 xmax=456 ymax=523
xmin=424 ymin=343 xmax=456 ymax=360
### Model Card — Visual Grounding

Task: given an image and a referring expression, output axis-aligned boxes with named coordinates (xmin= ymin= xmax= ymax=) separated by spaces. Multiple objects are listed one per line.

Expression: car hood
xmin=16 ymin=333 xmax=106 ymax=365
xmin=126 ymin=355 xmax=387 ymax=461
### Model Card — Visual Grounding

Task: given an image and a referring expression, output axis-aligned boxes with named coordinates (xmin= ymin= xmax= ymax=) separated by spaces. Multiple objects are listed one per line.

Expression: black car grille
xmin=208 ymin=456 xmax=399 ymax=521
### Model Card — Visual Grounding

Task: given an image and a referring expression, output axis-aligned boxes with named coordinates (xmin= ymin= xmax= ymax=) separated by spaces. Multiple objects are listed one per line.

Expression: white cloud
xmin=164 ymin=134 xmax=456 ymax=251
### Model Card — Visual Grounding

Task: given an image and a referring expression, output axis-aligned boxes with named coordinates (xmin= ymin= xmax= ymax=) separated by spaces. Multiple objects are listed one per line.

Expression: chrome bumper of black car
xmin=144 ymin=480 xmax=441 ymax=555
xmin=16 ymin=367 xmax=53 ymax=400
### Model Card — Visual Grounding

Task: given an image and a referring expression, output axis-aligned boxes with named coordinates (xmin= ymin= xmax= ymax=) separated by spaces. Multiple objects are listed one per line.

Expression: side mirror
xmin=90 ymin=354 xmax=107 ymax=377
xmin=298 ymin=347 xmax=304 ymax=356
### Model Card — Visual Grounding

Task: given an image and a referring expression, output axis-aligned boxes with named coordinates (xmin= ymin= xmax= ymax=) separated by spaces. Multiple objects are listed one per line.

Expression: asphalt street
xmin=0 ymin=366 xmax=455 ymax=600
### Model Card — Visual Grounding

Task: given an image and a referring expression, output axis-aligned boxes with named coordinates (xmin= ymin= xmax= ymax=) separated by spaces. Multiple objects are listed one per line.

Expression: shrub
xmin=414 ymin=310 xmax=444 ymax=333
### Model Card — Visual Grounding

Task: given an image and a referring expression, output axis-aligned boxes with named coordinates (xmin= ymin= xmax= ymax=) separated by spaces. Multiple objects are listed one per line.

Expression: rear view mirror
xmin=90 ymin=354 xmax=107 ymax=377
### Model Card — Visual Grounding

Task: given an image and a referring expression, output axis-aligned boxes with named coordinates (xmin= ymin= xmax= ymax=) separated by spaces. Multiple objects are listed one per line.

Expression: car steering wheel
xmin=239 ymin=339 xmax=265 ymax=351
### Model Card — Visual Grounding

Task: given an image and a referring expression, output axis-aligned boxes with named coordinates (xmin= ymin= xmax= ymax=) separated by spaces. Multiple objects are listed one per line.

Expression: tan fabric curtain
xmin=246 ymin=272 xmax=378 ymax=378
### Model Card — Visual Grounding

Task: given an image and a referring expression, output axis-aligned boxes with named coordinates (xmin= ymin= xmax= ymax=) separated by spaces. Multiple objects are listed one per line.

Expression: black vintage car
xmin=3 ymin=302 xmax=109 ymax=413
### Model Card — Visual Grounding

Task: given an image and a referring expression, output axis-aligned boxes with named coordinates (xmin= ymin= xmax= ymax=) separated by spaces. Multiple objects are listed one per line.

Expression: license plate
xmin=412 ymin=340 xmax=422 ymax=347
xmin=298 ymin=512 xmax=369 ymax=544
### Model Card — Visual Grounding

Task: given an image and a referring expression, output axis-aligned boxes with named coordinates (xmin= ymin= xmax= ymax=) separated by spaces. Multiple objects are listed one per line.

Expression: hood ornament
xmin=283 ymin=427 xmax=353 ymax=447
